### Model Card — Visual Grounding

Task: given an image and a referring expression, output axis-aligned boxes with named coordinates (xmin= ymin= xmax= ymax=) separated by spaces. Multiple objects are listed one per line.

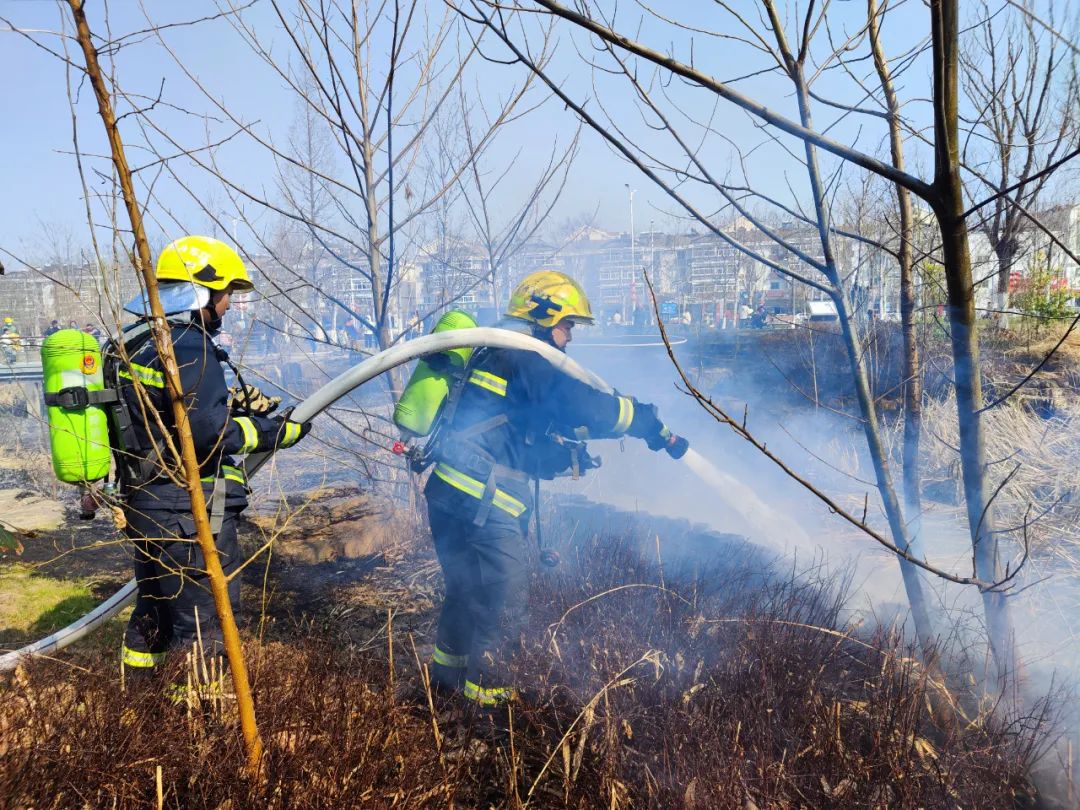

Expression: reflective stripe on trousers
xmin=432 ymin=646 xmax=468 ymax=668
xmin=463 ymin=679 xmax=516 ymax=706
xmin=432 ymin=463 xmax=527 ymax=518
xmin=122 ymin=645 xmax=166 ymax=668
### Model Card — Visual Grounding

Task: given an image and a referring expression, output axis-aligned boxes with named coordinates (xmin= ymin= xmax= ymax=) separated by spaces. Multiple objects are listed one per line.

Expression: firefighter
xmin=113 ymin=235 xmax=309 ymax=678
xmin=424 ymin=270 xmax=688 ymax=710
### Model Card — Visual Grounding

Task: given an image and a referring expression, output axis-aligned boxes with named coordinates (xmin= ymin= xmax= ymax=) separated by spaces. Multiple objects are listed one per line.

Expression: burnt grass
xmin=1 ymin=511 xmax=1054 ymax=809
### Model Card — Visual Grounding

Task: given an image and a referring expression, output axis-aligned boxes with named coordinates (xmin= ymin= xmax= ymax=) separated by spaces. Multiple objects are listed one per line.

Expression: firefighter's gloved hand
xmin=665 ymin=434 xmax=690 ymax=460
xmin=273 ymin=413 xmax=312 ymax=448
xmin=230 ymin=382 xmax=281 ymax=415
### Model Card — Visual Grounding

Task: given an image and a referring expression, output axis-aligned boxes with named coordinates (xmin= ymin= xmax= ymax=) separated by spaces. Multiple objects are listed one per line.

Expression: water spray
xmin=680 ymin=447 xmax=812 ymax=549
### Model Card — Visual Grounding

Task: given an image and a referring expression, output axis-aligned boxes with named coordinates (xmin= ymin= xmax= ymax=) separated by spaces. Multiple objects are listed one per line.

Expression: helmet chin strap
xmin=200 ymin=305 xmax=224 ymax=335
xmin=531 ymin=323 xmax=559 ymax=349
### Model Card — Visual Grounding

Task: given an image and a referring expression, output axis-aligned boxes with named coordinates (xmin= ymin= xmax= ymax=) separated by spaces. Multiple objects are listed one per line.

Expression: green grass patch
xmin=0 ymin=565 xmax=104 ymax=644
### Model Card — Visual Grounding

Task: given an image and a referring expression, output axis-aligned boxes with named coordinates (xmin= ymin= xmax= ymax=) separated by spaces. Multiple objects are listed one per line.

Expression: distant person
xmin=751 ymin=305 xmax=767 ymax=329
xmin=44 ymin=319 xmax=61 ymax=337
xmin=632 ymin=305 xmax=647 ymax=330
xmin=68 ymin=319 xmax=79 ymax=330
xmin=0 ymin=318 xmax=20 ymax=364
xmin=343 ymin=317 xmax=360 ymax=350
xmin=83 ymin=322 xmax=102 ymax=339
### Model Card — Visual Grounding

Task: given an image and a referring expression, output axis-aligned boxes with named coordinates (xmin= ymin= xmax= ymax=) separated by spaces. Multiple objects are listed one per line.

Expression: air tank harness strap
xmin=198 ymin=464 xmax=247 ymax=535
xmin=208 ymin=477 xmax=227 ymax=535
xmin=439 ymin=414 xmax=530 ymax=527
xmin=44 ymin=387 xmax=119 ymax=410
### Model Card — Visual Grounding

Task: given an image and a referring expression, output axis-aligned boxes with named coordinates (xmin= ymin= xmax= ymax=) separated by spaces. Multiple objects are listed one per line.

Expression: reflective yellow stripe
xmin=166 ymin=680 xmax=228 ymax=705
xmin=233 ymin=416 xmax=259 ymax=453
xmin=281 ymin=421 xmax=301 ymax=447
xmin=220 ymin=464 xmax=246 ymax=484
xmin=118 ymin=363 xmax=165 ymax=389
xmin=613 ymin=396 xmax=634 ymax=434
xmin=463 ymin=680 xmax=516 ymax=706
xmin=432 ymin=647 xmax=468 ymax=668
xmin=201 ymin=464 xmax=246 ymax=486
xmin=659 ymin=424 xmax=672 ymax=440
xmin=432 ymin=463 xmax=527 ymax=518
xmin=468 ymin=369 xmax=507 ymax=396
xmin=122 ymin=646 xmax=165 ymax=668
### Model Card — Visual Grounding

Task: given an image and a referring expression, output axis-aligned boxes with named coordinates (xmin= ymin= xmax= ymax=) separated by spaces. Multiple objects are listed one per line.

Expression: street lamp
xmin=218 ymin=212 xmax=240 ymax=245
xmin=625 ymin=184 xmax=636 ymax=317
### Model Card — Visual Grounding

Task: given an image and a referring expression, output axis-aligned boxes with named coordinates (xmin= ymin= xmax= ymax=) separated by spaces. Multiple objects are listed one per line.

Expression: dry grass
xmin=920 ymin=393 xmax=1080 ymax=567
xmin=0 ymin=530 xmax=1051 ymax=809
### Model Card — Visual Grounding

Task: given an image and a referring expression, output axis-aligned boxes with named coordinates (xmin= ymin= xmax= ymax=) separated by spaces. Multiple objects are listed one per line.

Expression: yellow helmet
xmin=155 ymin=235 xmax=253 ymax=292
xmin=2 ymin=317 xmax=12 ymax=325
xmin=506 ymin=270 xmax=594 ymax=328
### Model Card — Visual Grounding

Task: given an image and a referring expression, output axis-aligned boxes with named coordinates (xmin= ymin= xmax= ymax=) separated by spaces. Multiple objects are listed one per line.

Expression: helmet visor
xmin=123 ymin=282 xmax=210 ymax=317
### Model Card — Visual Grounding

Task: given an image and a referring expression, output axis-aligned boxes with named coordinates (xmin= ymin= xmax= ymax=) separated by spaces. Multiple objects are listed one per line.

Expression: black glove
xmin=665 ymin=434 xmax=690 ymax=460
xmin=644 ymin=421 xmax=689 ymax=459
xmin=630 ymin=400 xmax=686 ymax=458
xmin=273 ymin=410 xmax=312 ymax=448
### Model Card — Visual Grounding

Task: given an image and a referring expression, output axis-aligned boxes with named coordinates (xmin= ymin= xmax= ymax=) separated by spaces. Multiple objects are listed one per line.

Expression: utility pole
xmin=625 ymin=184 xmax=636 ymax=320
xmin=650 ymin=218 xmax=656 ymax=324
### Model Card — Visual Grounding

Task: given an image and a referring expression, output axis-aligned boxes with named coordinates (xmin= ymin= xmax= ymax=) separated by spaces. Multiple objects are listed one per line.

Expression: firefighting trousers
xmin=121 ymin=506 xmax=242 ymax=671
xmin=427 ymin=500 xmax=529 ymax=702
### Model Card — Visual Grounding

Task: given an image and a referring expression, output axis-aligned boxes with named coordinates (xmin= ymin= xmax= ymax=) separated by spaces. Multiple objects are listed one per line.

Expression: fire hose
xmin=0 ymin=328 xmax=613 ymax=671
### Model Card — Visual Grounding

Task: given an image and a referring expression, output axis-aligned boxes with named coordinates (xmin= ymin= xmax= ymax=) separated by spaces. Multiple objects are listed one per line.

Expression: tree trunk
xmin=789 ymin=66 xmax=936 ymax=652
xmin=930 ymin=0 xmax=1015 ymax=682
xmin=869 ymin=0 xmax=926 ymax=561
xmin=68 ymin=0 xmax=263 ymax=772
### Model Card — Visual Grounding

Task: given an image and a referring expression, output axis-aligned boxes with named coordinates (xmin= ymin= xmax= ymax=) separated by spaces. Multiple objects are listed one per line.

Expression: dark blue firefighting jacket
xmin=425 ymin=339 xmax=669 ymax=522
xmin=114 ymin=319 xmax=296 ymax=511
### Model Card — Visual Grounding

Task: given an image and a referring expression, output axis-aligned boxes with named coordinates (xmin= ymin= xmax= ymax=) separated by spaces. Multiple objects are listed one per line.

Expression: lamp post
xmin=218 ymin=212 xmax=240 ymax=245
xmin=625 ymin=184 xmax=636 ymax=319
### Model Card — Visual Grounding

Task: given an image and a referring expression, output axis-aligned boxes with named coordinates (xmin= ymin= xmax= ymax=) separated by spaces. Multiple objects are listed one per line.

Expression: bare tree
xmin=460 ymin=0 xmax=941 ymax=655
xmin=456 ymin=84 xmax=581 ymax=308
xmin=65 ymin=0 xmax=264 ymax=771
xmin=456 ymin=0 xmax=1080 ymax=680
xmin=130 ymin=0 xmax=561 ymax=378
xmin=867 ymin=0 xmax=926 ymax=566
xmin=961 ymin=0 xmax=1079 ymax=316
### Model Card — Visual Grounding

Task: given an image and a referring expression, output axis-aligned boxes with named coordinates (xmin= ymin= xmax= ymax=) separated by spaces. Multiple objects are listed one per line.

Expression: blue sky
xmin=1 ymin=1 xmax=950 ymax=261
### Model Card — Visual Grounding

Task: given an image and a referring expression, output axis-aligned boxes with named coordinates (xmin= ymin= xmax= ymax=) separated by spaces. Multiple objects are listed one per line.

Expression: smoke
xmin=558 ymin=333 xmax=1080 ymax=792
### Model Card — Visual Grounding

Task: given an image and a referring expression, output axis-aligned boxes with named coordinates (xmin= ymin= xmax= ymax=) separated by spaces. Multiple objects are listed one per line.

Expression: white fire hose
xmin=0 ymin=329 xmax=612 ymax=671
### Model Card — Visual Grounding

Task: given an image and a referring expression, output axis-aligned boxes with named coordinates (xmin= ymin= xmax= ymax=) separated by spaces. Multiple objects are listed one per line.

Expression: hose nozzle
xmin=666 ymin=434 xmax=689 ymax=460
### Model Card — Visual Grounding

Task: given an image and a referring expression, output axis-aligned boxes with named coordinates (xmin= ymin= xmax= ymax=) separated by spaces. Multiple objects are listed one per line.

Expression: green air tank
xmin=41 ymin=329 xmax=112 ymax=484
xmin=393 ymin=309 xmax=477 ymax=437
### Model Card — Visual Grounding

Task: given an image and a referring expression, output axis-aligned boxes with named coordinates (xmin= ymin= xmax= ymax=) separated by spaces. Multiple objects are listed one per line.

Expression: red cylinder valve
xmin=391 ymin=440 xmax=407 ymax=455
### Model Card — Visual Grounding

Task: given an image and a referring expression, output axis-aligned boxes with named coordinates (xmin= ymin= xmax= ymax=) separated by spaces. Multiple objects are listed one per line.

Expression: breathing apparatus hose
xmin=0 ymin=328 xmax=611 ymax=671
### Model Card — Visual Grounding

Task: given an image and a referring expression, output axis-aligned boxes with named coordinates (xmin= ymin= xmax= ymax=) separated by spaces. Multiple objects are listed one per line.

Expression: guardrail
xmin=0 ymin=363 xmax=43 ymax=383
